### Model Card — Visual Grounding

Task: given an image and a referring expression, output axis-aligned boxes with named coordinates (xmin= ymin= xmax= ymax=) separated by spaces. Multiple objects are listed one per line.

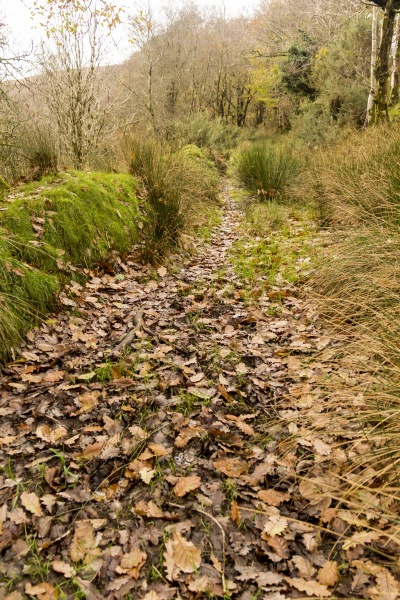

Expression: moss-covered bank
xmin=0 ymin=171 xmax=139 ymax=359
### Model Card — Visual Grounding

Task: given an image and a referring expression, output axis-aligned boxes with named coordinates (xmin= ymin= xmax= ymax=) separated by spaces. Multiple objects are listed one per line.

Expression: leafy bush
xmin=235 ymin=141 xmax=301 ymax=200
xmin=126 ymin=136 xmax=220 ymax=261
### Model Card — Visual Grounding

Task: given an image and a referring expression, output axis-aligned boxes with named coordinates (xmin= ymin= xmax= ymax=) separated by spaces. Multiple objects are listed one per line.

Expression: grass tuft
xmin=126 ymin=136 xmax=220 ymax=261
xmin=235 ymin=141 xmax=301 ymax=201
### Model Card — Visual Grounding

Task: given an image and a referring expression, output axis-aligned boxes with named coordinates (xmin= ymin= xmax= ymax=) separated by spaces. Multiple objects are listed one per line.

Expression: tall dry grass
xmin=302 ymin=125 xmax=400 ymax=495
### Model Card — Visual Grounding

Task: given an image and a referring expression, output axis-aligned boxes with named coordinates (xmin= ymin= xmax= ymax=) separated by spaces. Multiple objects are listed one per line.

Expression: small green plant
xmin=27 ymin=537 xmax=51 ymax=581
xmin=224 ymin=478 xmax=238 ymax=502
xmin=50 ymin=449 xmax=78 ymax=485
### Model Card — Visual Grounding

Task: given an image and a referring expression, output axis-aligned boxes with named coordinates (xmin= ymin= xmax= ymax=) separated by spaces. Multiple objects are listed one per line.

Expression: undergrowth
xmin=230 ymin=202 xmax=317 ymax=303
xmin=300 ymin=124 xmax=400 ymax=523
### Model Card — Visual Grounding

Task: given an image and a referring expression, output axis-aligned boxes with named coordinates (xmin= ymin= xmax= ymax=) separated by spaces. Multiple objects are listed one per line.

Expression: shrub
xmin=235 ymin=141 xmax=301 ymax=200
xmin=126 ymin=136 xmax=220 ymax=261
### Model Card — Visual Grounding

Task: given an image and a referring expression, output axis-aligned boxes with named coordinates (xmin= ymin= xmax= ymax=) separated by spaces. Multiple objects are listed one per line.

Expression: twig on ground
xmin=115 ymin=308 xmax=144 ymax=352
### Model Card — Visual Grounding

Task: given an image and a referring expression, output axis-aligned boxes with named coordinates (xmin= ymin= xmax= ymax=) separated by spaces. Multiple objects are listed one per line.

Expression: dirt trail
xmin=0 ymin=183 xmax=394 ymax=600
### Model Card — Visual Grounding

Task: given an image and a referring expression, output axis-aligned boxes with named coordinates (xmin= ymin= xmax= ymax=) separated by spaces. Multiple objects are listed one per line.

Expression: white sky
xmin=1 ymin=0 xmax=260 ymax=66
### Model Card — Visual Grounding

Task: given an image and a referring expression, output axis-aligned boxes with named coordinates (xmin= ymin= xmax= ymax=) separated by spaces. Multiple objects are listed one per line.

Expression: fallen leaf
xmin=285 ymin=576 xmax=330 ymax=597
xmin=148 ymin=443 xmax=169 ymax=457
xmin=140 ymin=468 xmax=155 ymax=484
xmin=158 ymin=266 xmax=167 ymax=277
xmin=70 ymin=521 xmax=102 ymax=565
xmin=368 ymin=569 xmax=400 ymax=600
xmin=116 ymin=549 xmax=147 ymax=579
xmin=42 ymin=371 xmax=65 ymax=383
xmin=218 ymin=382 xmax=233 ymax=402
xmin=129 ymin=425 xmax=147 ymax=440
xmin=231 ymin=500 xmax=241 ymax=525
xmin=52 ymin=560 xmax=75 ymax=578
xmin=226 ymin=414 xmax=254 ymax=435
xmin=8 ymin=507 xmax=28 ymax=524
xmin=164 ymin=530 xmax=201 ymax=581
xmin=343 ymin=531 xmax=382 ymax=550
xmin=3 ymin=592 xmax=24 ymax=600
xmin=25 ymin=582 xmax=57 ymax=599
xmin=190 ymin=372 xmax=205 ymax=383
xmin=143 ymin=591 xmax=162 ymax=600
xmin=262 ymin=516 xmax=288 ymax=538
xmin=313 ymin=439 xmax=331 ymax=456
xmin=213 ymin=457 xmax=249 ymax=477
xmin=21 ymin=491 xmax=43 ymax=517
xmin=265 ymin=536 xmax=290 ymax=559
xmin=75 ymin=391 xmax=100 ymax=414
xmin=317 ymin=561 xmax=339 ymax=587
xmin=36 ymin=425 xmax=67 ymax=443
xmin=292 ymin=555 xmax=315 ymax=579
xmin=257 ymin=489 xmax=287 ymax=507
xmin=135 ymin=500 xmax=164 ymax=518
xmin=174 ymin=476 xmax=201 ymax=497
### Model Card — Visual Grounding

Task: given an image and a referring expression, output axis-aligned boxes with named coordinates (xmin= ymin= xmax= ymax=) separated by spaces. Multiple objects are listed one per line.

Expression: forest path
xmin=0 ymin=182 xmax=387 ymax=600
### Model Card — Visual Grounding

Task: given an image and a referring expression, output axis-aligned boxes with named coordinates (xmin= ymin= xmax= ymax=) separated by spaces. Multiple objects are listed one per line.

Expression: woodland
xmin=1 ymin=0 xmax=400 ymax=599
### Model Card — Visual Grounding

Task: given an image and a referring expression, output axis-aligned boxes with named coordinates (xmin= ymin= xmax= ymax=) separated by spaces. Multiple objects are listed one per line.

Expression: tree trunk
xmin=374 ymin=0 xmax=396 ymax=122
xmin=390 ymin=13 xmax=400 ymax=105
xmin=366 ymin=6 xmax=379 ymax=124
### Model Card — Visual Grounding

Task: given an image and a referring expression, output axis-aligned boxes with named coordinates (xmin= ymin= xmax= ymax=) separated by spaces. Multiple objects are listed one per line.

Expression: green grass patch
xmin=0 ymin=171 xmax=139 ymax=359
xmin=228 ymin=203 xmax=318 ymax=303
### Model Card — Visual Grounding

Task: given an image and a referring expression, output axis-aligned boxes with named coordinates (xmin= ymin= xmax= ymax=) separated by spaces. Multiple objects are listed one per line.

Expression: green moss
xmin=0 ymin=171 xmax=139 ymax=359
xmin=1 ymin=171 xmax=139 ymax=272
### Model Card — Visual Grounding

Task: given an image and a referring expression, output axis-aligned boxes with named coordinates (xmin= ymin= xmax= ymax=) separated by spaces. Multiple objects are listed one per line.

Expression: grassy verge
xmin=0 ymin=171 xmax=140 ymax=359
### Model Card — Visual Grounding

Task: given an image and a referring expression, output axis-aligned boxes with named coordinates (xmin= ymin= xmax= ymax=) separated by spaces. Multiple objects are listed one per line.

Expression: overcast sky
xmin=1 ymin=0 xmax=260 ymax=66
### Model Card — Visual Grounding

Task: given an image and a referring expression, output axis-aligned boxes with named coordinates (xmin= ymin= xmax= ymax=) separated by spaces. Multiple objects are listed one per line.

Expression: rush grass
xmin=126 ymin=136 xmax=220 ymax=261
xmin=235 ymin=141 xmax=302 ymax=201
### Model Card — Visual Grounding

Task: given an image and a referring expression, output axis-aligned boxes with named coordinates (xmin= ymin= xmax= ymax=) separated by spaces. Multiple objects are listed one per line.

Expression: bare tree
xmin=36 ymin=2 xmax=112 ymax=167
